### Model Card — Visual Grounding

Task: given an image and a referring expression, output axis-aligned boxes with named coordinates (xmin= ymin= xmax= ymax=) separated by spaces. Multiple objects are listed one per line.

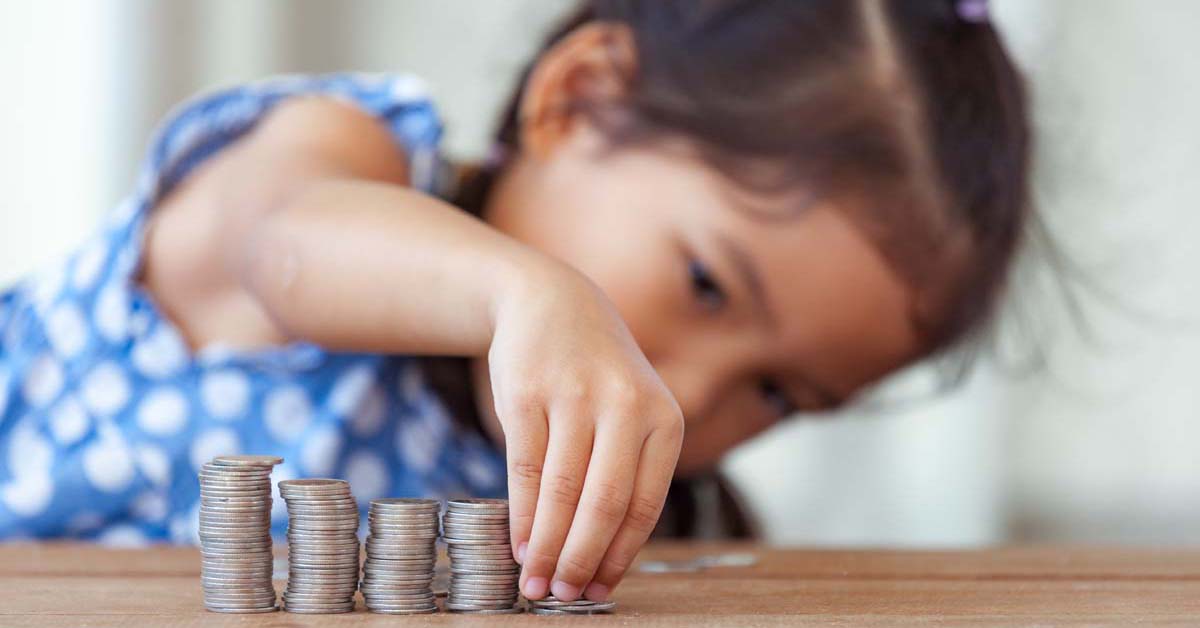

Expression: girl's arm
xmin=144 ymin=97 xmax=683 ymax=603
xmin=146 ymin=97 xmax=534 ymax=356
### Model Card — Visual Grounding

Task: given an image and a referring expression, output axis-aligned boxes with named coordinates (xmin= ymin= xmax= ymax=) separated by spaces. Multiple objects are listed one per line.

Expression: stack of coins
xmin=279 ymin=479 xmax=361 ymax=614
xmin=442 ymin=498 xmax=522 ymax=614
xmin=528 ymin=597 xmax=618 ymax=615
xmin=360 ymin=498 xmax=441 ymax=614
xmin=198 ymin=455 xmax=283 ymax=614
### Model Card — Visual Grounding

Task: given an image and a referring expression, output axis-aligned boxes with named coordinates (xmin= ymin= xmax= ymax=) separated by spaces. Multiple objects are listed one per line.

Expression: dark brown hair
xmin=460 ymin=0 xmax=1032 ymax=360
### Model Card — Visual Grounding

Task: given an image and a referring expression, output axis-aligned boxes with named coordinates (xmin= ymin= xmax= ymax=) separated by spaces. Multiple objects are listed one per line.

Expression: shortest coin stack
xmin=443 ymin=498 xmax=523 ymax=614
xmin=527 ymin=597 xmax=618 ymax=615
xmin=198 ymin=455 xmax=283 ymax=614
xmin=361 ymin=498 xmax=441 ymax=614
xmin=280 ymin=479 xmax=361 ymax=614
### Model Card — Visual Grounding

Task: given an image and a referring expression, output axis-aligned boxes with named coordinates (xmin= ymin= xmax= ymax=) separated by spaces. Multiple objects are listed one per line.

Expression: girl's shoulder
xmin=150 ymin=72 xmax=447 ymax=200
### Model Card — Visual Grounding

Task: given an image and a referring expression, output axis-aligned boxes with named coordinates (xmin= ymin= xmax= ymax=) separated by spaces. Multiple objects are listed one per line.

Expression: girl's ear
xmin=518 ymin=22 xmax=636 ymax=160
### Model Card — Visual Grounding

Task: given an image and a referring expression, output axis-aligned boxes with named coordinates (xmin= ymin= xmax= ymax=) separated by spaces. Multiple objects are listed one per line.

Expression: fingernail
xmin=516 ymin=541 xmax=527 ymax=565
xmin=550 ymin=580 xmax=581 ymax=602
xmin=524 ymin=576 xmax=549 ymax=599
xmin=583 ymin=582 xmax=610 ymax=601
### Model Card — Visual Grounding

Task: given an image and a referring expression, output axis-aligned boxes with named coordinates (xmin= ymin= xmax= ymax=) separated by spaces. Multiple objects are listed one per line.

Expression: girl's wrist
xmin=487 ymin=243 xmax=585 ymax=343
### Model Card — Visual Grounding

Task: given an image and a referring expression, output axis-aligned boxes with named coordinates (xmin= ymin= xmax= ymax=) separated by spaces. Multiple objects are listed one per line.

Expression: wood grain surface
xmin=0 ymin=542 xmax=1197 ymax=626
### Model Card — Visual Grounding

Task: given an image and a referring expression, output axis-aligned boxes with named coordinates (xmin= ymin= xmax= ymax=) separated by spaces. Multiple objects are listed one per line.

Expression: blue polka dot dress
xmin=0 ymin=74 xmax=507 ymax=546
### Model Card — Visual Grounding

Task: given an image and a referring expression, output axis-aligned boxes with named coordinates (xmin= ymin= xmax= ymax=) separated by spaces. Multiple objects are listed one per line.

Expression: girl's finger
xmin=582 ymin=420 xmax=681 ymax=601
xmin=518 ymin=410 xmax=594 ymax=600
xmin=500 ymin=396 xmax=549 ymax=565
xmin=546 ymin=418 xmax=641 ymax=601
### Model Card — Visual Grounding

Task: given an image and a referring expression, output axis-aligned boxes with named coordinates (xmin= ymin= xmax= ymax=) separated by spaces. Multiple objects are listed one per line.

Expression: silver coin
xmin=442 ymin=514 xmax=509 ymax=524
xmin=365 ymin=534 xmax=438 ymax=544
xmin=364 ymin=556 xmax=437 ymax=566
xmin=446 ymin=606 xmax=524 ymax=615
xmin=286 ymin=530 xmax=359 ymax=541
xmin=364 ymin=554 xmax=436 ymax=564
xmin=286 ymin=500 xmax=359 ymax=509
xmin=286 ymin=557 xmax=361 ymax=568
xmin=199 ymin=533 xmax=272 ymax=543
xmin=279 ymin=487 xmax=349 ymax=497
xmin=203 ymin=591 xmax=278 ymax=601
xmin=529 ymin=606 xmax=614 ymax=615
xmin=371 ymin=497 xmax=440 ymax=508
xmin=366 ymin=519 xmax=439 ymax=529
xmin=365 ymin=538 xmax=437 ymax=549
xmin=283 ymin=593 xmax=358 ymax=601
xmin=445 ymin=578 xmax=519 ymax=590
xmin=286 ymin=548 xmax=361 ymax=558
xmin=450 ymin=565 xmax=520 ymax=576
xmin=200 ymin=538 xmax=273 ymax=547
xmin=198 ymin=512 xmax=272 ymax=523
xmin=529 ymin=596 xmax=616 ymax=609
xmin=448 ymin=544 xmax=514 ymax=554
xmin=198 ymin=519 xmax=271 ymax=529
xmin=360 ymin=583 xmax=435 ymax=594
xmin=200 ymin=563 xmax=274 ymax=574
xmin=201 ymin=499 xmax=274 ymax=508
xmin=287 ymin=523 xmax=360 ymax=533
xmin=212 ymin=454 xmax=283 ymax=466
xmin=446 ymin=498 xmax=508 ymax=510
xmin=366 ymin=606 xmax=438 ymax=614
xmin=201 ymin=550 xmax=274 ymax=560
xmin=362 ymin=592 xmax=437 ymax=602
xmin=362 ymin=546 xmax=435 ymax=556
xmin=204 ymin=604 xmax=279 ymax=614
xmin=283 ymin=599 xmax=357 ymax=608
xmin=445 ymin=602 xmax=523 ymax=613
xmin=369 ymin=510 xmax=439 ymax=520
xmin=441 ymin=513 xmax=508 ymax=523
xmin=281 ymin=604 xmax=356 ymax=614
xmin=287 ymin=511 xmax=361 ymax=521
xmin=201 ymin=581 xmax=274 ymax=590
xmin=360 ymin=574 xmax=436 ymax=584
xmin=200 ymin=486 xmax=271 ymax=495
xmin=201 ymin=463 xmax=274 ymax=474
xmin=199 ymin=505 xmax=274 ymax=514
xmin=285 ymin=579 xmax=360 ymax=588
xmin=287 ymin=539 xmax=359 ymax=548
xmin=448 ymin=591 xmax=521 ymax=602
xmin=199 ymin=485 xmax=273 ymax=494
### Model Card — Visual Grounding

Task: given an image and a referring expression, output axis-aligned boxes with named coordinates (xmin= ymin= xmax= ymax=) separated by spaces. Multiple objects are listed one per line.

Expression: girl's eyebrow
xmin=716 ymin=234 xmax=778 ymax=331
xmin=713 ymin=234 xmax=848 ymax=408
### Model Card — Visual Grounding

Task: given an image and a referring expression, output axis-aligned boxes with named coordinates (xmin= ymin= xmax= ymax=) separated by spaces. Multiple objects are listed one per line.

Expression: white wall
xmin=2 ymin=0 xmax=1197 ymax=546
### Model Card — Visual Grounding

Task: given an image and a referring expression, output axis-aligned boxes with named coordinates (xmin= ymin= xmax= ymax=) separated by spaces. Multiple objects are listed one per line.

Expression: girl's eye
xmin=688 ymin=258 xmax=726 ymax=311
xmin=759 ymin=379 xmax=798 ymax=417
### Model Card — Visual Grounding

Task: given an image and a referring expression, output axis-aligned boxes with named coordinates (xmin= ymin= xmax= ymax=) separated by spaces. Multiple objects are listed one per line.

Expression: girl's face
xmin=480 ymin=123 xmax=922 ymax=476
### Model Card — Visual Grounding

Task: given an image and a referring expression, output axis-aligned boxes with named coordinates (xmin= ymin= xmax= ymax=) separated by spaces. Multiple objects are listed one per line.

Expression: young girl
xmin=0 ymin=0 xmax=1028 ymax=604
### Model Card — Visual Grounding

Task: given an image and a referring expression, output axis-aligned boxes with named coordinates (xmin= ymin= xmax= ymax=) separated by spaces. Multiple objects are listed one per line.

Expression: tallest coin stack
xmin=198 ymin=455 xmax=283 ymax=614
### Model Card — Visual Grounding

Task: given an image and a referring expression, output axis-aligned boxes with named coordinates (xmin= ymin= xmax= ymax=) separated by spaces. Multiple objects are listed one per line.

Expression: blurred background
xmin=2 ymin=1 xmax=1197 ymax=546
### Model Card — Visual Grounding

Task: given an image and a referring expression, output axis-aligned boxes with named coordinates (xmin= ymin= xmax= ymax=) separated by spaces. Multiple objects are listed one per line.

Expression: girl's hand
xmin=488 ymin=260 xmax=685 ymax=602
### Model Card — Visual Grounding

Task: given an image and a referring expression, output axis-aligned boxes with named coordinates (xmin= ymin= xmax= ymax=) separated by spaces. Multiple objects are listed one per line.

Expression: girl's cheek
xmin=675 ymin=405 xmax=775 ymax=476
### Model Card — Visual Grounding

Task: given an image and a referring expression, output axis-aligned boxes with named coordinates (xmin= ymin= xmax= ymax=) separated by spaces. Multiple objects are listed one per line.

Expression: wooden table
xmin=1 ymin=542 xmax=1198 ymax=626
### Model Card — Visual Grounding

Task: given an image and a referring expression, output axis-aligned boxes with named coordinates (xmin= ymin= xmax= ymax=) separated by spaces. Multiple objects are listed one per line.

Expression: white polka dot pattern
xmin=200 ymin=370 xmax=250 ymax=420
xmin=137 ymin=388 xmax=188 ymax=437
xmin=263 ymin=386 xmax=312 ymax=443
xmin=81 ymin=363 xmax=131 ymax=417
xmin=0 ymin=73 xmax=506 ymax=544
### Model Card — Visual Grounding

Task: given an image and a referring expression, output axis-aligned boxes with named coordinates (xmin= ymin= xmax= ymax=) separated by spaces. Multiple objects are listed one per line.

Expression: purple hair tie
xmin=956 ymin=0 xmax=990 ymax=24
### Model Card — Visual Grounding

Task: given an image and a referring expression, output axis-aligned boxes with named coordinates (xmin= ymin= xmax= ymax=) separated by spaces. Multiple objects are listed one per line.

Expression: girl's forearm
xmin=239 ymin=179 xmax=544 ymax=357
